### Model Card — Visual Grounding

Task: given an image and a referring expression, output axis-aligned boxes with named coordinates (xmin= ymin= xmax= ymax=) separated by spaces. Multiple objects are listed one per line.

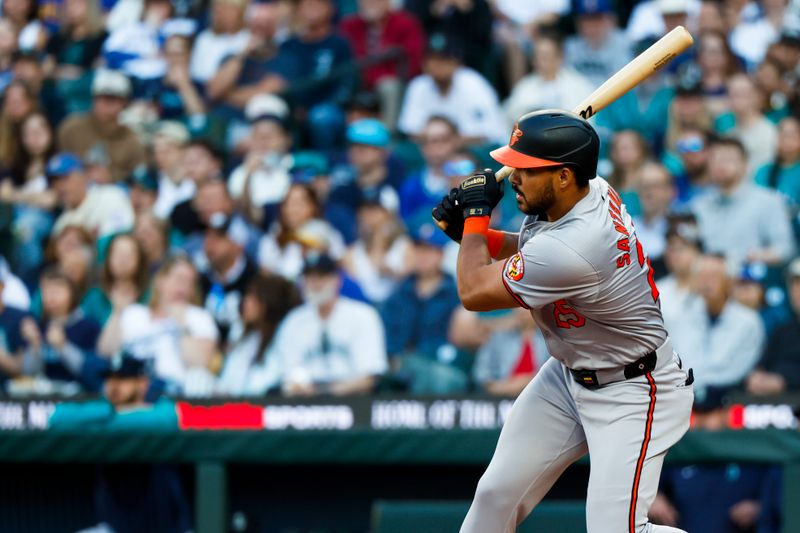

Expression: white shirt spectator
xmin=258 ymin=221 xmax=346 ymax=281
xmin=398 ymin=67 xmax=509 ymax=145
xmin=667 ymin=296 xmax=764 ymax=395
xmin=216 ymin=329 xmax=282 ymax=396
xmin=504 ymin=67 xmax=595 ymax=122
xmin=625 ymin=0 xmax=700 ymax=43
xmin=730 ymin=116 xmax=779 ymax=176
xmin=153 ymin=175 xmax=195 ymax=220
xmin=274 ymin=297 xmax=388 ymax=387
xmin=632 ymin=215 xmax=668 ymax=261
xmin=0 ymin=258 xmax=30 ymax=311
xmin=120 ymin=303 xmax=219 ymax=389
xmin=346 ymin=237 xmax=410 ymax=303
xmin=53 ymin=185 xmax=135 ymax=237
xmin=730 ymin=18 xmax=780 ymax=67
xmin=189 ymin=29 xmax=250 ymax=83
xmin=227 ymin=155 xmax=292 ymax=208
xmin=657 ymin=274 xmax=700 ymax=336
xmin=691 ymin=182 xmax=795 ymax=267
xmin=494 ymin=0 xmax=569 ymax=24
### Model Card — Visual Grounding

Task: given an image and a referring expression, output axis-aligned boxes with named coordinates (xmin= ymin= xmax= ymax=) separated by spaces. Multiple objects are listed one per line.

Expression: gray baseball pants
xmin=461 ymin=339 xmax=693 ymax=533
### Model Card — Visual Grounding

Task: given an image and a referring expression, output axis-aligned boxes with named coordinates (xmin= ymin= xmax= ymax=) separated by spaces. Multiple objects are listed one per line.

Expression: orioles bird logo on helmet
xmin=509 ymin=124 xmax=523 ymax=147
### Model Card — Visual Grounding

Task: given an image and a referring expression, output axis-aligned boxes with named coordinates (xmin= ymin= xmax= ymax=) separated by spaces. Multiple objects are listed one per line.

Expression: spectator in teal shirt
xmin=754 ymin=115 xmax=800 ymax=205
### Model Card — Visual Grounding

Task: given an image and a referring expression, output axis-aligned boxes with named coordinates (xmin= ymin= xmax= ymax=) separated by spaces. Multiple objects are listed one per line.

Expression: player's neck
xmin=544 ymin=186 xmax=590 ymax=222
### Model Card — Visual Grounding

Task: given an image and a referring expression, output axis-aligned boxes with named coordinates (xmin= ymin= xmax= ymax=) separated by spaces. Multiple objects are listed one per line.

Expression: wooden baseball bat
xmin=435 ymin=25 xmax=694 ymax=230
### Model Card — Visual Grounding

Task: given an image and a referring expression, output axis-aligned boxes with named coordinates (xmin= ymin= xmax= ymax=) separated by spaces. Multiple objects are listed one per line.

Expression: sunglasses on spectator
xmin=677 ymin=137 xmax=704 ymax=154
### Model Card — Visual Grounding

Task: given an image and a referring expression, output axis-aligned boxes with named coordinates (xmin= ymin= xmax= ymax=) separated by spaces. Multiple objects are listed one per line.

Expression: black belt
xmin=569 ymin=350 xmax=658 ymax=390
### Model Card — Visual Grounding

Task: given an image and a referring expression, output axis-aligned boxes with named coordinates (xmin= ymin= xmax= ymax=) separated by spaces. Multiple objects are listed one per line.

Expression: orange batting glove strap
xmin=463 ymin=216 xmax=490 ymax=236
xmin=486 ymin=229 xmax=505 ymax=258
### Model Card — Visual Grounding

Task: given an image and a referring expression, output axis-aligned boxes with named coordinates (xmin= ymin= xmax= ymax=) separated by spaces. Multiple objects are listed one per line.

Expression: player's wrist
xmin=463 ymin=216 xmax=490 ymax=236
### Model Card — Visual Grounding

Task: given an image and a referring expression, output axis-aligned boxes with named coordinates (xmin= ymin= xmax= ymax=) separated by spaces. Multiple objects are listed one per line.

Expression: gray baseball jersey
xmin=461 ymin=177 xmax=693 ymax=533
xmin=502 ymin=177 xmax=666 ymax=370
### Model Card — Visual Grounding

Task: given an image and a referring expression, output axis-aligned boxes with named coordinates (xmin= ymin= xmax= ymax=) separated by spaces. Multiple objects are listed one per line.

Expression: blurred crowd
xmin=0 ymin=0 xmax=797 ymax=407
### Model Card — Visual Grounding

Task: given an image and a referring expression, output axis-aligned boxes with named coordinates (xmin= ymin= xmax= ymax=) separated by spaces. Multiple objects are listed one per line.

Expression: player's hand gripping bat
xmin=434 ymin=25 xmax=694 ymax=231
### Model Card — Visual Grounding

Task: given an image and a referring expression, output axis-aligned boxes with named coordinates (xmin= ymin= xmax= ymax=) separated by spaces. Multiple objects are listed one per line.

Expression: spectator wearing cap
xmin=57 ymin=69 xmax=146 ymax=182
xmin=503 ymin=30 xmax=594 ymax=122
xmin=755 ymin=115 xmax=800 ymax=205
xmin=341 ymin=200 xmax=411 ymax=304
xmin=564 ymin=0 xmax=632 ymax=89
xmin=199 ymin=211 xmax=258 ymax=345
xmin=327 ymin=119 xmax=403 ymax=236
xmin=280 ymin=0 xmax=354 ymax=150
xmin=48 ymin=152 xmax=136 ymax=238
xmin=732 ymin=261 xmax=791 ymax=336
xmin=150 ymin=121 xmax=193 ymax=220
xmin=746 ymin=257 xmax=800 ymax=395
xmin=275 ymin=252 xmax=388 ymax=396
xmin=339 ymin=0 xmax=425 ymax=128
xmin=380 ymin=222 xmax=464 ymax=393
xmin=189 ymin=0 xmax=250 ymax=85
xmin=658 ymin=214 xmax=703 ymax=330
xmin=632 ymin=162 xmax=676 ymax=279
xmin=216 ymin=273 xmax=301 ymax=396
xmin=668 ymin=253 xmax=765 ymax=401
xmin=398 ymin=115 xmax=461 ymax=223
xmin=42 ymin=0 xmax=107 ymax=112
xmin=227 ymin=95 xmax=293 ymax=227
xmin=127 ymin=164 xmax=159 ymax=214
xmin=20 ymin=267 xmax=103 ymax=392
xmin=714 ymin=73 xmax=778 ymax=175
xmin=398 ymin=32 xmax=508 ymax=146
xmin=259 ymin=183 xmax=346 ymax=280
xmin=49 ymin=351 xmax=190 ymax=533
xmin=691 ymin=137 xmax=795 ymax=267
xmin=206 ymin=0 xmax=297 ymax=112
xmin=405 ymin=0 xmax=492 ymax=75
xmin=98 ymin=255 xmax=219 ymax=396
xmin=0 ymin=266 xmax=33 ymax=385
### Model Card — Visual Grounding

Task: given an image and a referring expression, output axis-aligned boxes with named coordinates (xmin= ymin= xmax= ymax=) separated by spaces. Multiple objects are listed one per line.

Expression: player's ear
xmin=558 ymin=167 xmax=571 ymax=188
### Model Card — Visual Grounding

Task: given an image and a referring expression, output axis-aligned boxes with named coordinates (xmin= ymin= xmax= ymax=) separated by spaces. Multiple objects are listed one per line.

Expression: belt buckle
xmin=573 ymin=369 xmax=600 ymax=390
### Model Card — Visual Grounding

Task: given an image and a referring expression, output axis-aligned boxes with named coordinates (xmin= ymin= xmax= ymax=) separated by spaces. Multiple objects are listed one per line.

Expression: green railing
xmin=1 ymin=428 xmax=799 ymax=532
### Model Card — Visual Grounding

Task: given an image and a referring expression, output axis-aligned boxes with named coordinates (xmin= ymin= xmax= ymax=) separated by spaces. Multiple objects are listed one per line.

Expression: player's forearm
xmin=457 ymin=233 xmax=495 ymax=311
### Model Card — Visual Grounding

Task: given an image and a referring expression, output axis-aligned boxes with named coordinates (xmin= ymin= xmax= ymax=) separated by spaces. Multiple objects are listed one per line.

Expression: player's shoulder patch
xmin=504 ymin=252 xmax=524 ymax=282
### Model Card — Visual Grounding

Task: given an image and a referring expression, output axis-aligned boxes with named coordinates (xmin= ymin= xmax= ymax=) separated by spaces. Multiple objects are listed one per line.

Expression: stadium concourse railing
xmin=0 ymin=394 xmax=799 ymax=532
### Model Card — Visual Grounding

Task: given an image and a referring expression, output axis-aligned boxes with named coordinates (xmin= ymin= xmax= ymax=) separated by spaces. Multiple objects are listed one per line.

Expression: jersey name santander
xmin=502 ymin=177 xmax=666 ymax=370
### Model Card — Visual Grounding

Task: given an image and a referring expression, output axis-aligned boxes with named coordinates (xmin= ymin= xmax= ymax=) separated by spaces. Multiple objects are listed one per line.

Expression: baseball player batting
xmin=432 ymin=110 xmax=695 ymax=533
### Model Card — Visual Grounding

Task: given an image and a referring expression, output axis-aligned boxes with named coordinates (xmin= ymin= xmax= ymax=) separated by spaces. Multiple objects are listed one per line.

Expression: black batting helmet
xmin=491 ymin=110 xmax=600 ymax=180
